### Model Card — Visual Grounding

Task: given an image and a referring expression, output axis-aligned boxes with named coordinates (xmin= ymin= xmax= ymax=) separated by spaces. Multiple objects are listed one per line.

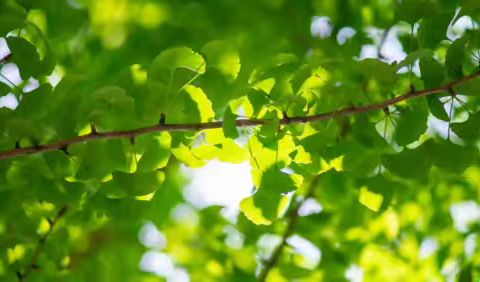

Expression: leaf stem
xmin=257 ymin=172 xmax=325 ymax=282
xmin=1 ymin=71 xmax=480 ymax=160
xmin=18 ymin=205 xmax=68 ymax=281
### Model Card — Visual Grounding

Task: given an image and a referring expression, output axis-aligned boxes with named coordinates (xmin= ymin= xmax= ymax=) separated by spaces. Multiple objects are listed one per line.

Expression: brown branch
xmin=1 ymin=71 xmax=480 ymax=160
xmin=18 ymin=205 xmax=68 ymax=281
xmin=257 ymin=172 xmax=325 ymax=282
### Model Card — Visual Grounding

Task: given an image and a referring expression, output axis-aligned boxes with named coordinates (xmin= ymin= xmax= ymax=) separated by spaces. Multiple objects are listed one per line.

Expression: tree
xmin=0 ymin=0 xmax=480 ymax=281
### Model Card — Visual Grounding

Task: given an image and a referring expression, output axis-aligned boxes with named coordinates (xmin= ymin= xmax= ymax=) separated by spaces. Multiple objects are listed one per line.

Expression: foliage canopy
xmin=1 ymin=0 xmax=480 ymax=281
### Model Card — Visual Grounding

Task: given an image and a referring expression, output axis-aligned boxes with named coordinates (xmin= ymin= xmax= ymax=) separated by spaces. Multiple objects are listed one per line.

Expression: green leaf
xmin=247 ymin=89 xmax=270 ymax=117
xmin=80 ymin=86 xmax=135 ymax=131
xmin=183 ymin=85 xmax=214 ymax=123
xmin=395 ymin=0 xmax=427 ymax=26
xmin=291 ymin=64 xmax=312 ymax=94
xmin=105 ymin=171 xmax=164 ymax=197
xmin=260 ymin=167 xmax=302 ymax=194
xmin=201 ymin=40 xmax=241 ymax=81
xmin=454 ymin=77 xmax=480 ymax=96
xmin=451 ymin=111 xmax=480 ymax=143
xmin=171 ymin=143 xmax=206 ymax=168
xmin=445 ymin=37 xmax=468 ymax=79
xmin=217 ymin=139 xmax=249 ymax=164
xmin=427 ymin=140 xmax=478 ymax=174
xmin=360 ymin=59 xmax=398 ymax=91
xmin=241 ymin=167 xmax=302 ymax=224
xmin=137 ymin=132 xmax=172 ymax=173
xmin=258 ymin=112 xmax=279 ymax=140
xmin=396 ymin=49 xmax=433 ymax=70
xmin=6 ymin=37 xmax=40 ymax=80
xmin=417 ymin=12 xmax=454 ymax=49
xmin=50 ymin=75 xmax=86 ymax=139
xmin=419 ymin=56 xmax=445 ymax=89
xmin=73 ymin=141 xmax=112 ymax=181
xmin=342 ymin=146 xmax=382 ymax=176
xmin=13 ymin=84 xmax=52 ymax=120
xmin=398 ymin=33 xmax=419 ymax=54
xmin=0 ymin=16 xmax=24 ymax=37
xmin=149 ymin=47 xmax=205 ymax=84
xmin=352 ymin=113 xmax=388 ymax=149
xmin=395 ymin=98 xmax=429 ymax=146
xmin=427 ymin=96 xmax=449 ymax=121
xmin=458 ymin=263 xmax=472 ymax=282
xmin=453 ymin=0 xmax=480 ymax=24
xmin=0 ymin=82 xmax=10 ymax=97
xmin=223 ymin=105 xmax=239 ymax=139
xmin=278 ymin=261 xmax=312 ymax=279
xmin=382 ymin=141 xmax=433 ymax=181
xmin=357 ymin=175 xmax=406 ymax=212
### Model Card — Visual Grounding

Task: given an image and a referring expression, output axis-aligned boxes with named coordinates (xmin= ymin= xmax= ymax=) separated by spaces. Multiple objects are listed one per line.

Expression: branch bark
xmin=257 ymin=172 xmax=325 ymax=282
xmin=18 ymin=206 xmax=68 ymax=281
xmin=1 ymin=71 xmax=480 ymax=160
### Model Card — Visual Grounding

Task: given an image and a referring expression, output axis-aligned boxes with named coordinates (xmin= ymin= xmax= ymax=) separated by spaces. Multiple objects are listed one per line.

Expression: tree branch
xmin=1 ymin=71 xmax=480 ymax=160
xmin=257 ymin=172 xmax=325 ymax=282
xmin=18 ymin=205 xmax=68 ymax=281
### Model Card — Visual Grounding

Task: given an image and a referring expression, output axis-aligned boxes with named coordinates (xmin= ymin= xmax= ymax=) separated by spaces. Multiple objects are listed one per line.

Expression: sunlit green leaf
xmin=149 ymin=47 xmax=205 ymax=84
xmin=201 ymin=40 xmax=241 ymax=81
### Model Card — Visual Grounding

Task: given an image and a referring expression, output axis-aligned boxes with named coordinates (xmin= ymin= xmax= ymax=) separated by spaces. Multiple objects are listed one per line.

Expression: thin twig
xmin=377 ymin=26 xmax=392 ymax=60
xmin=0 ymin=73 xmax=16 ymax=88
xmin=447 ymin=97 xmax=455 ymax=140
xmin=1 ymin=71 xmax=480 ymax=160
xmin=257 ymin=172 xmax=326 ymax=282
xmin=18 ymin=205 xmax=68 ymax=281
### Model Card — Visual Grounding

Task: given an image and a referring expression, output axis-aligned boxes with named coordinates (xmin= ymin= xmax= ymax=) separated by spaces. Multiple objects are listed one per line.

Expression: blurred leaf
xmin=458 ymin=263 xmax=472 ymax=282
xmin=357 ymin=175 xmax=405 ymax=212
xmin=0 ymin=16 xmax=23 ymax=37
xmin=395 ymin=0 xmax=427 ymax=26
xmin=427 ymin=140 xmax=478 ymax=174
